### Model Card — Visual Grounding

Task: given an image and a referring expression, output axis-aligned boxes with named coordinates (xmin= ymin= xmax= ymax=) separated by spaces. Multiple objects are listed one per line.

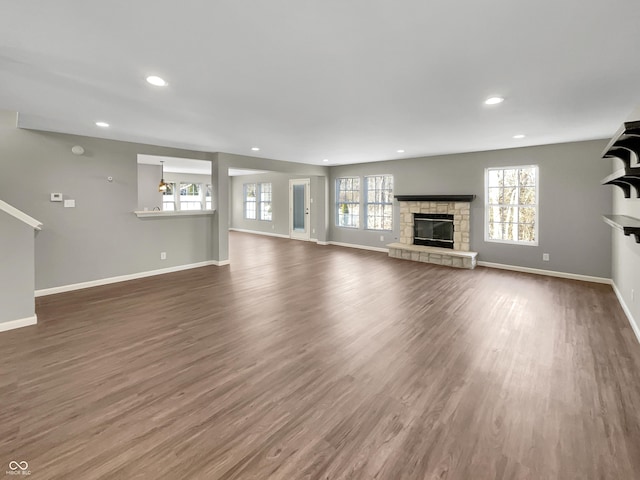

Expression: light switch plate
xmin=64 ymin=199 xmax=76 ymax=208
xmin=50 ymin=193 xmax=63 ymax=202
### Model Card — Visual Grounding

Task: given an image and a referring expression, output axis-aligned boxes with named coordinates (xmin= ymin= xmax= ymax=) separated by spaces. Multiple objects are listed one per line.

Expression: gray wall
xmin=230 ymin=172 xmax=327 ymax=241
xmin=0 ymin=105 xmax=615 ymax=298
xmin=612 ymin=186 xmax=640 ymax=335
xmin=215 ymin=153 xmax=328 ymax=260
xmin=0 ymin=212 xmax=35 ymax=323
xmin=329 ymin=140 xmax=612 ymax=278
xmin=0 ymin=111 xmax=218 ymax=290
xmin=137 ymin=164 xmax=163 ymax=210
xmin=164 ymin=172 xmax=212 ymax=185
xmin=610 ymin=107 xmax=640 ymax=337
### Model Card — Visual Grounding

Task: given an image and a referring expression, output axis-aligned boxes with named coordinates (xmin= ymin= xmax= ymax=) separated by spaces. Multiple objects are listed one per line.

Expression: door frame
xmin=289 ymin=178 xmax=311 ymax=241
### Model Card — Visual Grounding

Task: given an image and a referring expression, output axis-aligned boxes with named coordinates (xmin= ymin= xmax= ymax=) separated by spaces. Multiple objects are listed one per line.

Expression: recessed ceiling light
xmin=323 ymin=159 xmax=329 ymax=162
xmin=484 ymin=96 xmax=504 ymax=105
xmin=95 ymin=121 xmax=109 ymax=127
xmin=397 ymin=149 xmax=405 ymax=153
xmin=251 ymin=147 xmax=260 ymax=151
xmin=146 ymin=75 xmax=167 ymax=87
xmin=513 ymin=134 xmax=526 ymax=139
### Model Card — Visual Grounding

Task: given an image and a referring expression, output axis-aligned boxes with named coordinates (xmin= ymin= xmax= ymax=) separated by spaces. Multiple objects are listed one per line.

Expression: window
xmin=162 ymin=183 xmax=176 ymax=211
xmin=163 ymin=182 xmax=212 ymax=211
xmin=205 ymin=184 xmax=212 ymax=210
xmin=366 ymin=175 xmax=393 ymax=230
xmin=260 ymin=183 xmax=272 ymax=221
xmin=336 ymin=177 xmax=360 ymax=228
xmin=244 ymin=183 xmax=257 ymax=219
xmin=180 ymin=183 xmax=203 ymax=211
xmin=485 ymin=165 xmax=538 ymax=245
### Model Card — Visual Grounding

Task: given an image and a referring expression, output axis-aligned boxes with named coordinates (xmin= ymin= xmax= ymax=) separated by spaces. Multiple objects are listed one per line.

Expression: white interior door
xmin=289 ymin=179 xmax=310 ymax=241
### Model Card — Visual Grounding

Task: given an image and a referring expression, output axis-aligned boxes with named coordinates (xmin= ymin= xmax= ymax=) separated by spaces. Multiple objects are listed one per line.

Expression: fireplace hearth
xmin=389 ymin=195 xmax=477 ymax=269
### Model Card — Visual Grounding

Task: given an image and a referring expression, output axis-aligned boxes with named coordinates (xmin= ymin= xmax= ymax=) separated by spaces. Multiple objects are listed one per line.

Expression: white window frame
xmin=162 ymin=181 xmax=212 ymax=212
xmin=335 ymin=177 xmax=360 ymax=229
xmin=259 ymin=183 xmax=273 ymax=221
xmin=162 ymin=182 xmax=177 ymax=211
xmin=205 ymin=184 xmax=213 ymax=210
xmin=484 ymin=165 xmax=539 ymax=246
xmin=244 ymin=183 xmax=257 ymax=220
xmin=179 ymin=182 xmax=204 ymax=211
xmin=365 ymin=174 xmax=393 ymax=231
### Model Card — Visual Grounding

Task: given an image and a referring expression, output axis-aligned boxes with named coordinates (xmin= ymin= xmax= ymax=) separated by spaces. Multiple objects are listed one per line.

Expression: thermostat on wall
xmin=50 ymin=193 xmax=63 ymax=202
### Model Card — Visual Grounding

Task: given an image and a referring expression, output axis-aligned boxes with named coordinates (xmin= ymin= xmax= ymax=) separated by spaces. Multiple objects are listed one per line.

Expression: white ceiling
xmin=2 ymin=1 xmax=640 ymax=165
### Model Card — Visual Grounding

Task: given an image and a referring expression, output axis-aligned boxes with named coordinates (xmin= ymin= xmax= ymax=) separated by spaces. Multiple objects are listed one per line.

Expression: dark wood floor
xmin=1 ymin=232 xmax=640 ymax=479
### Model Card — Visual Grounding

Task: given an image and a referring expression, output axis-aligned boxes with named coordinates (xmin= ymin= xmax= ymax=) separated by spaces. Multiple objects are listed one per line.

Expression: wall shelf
xmin=134 ymin=210 xmax=215 ymax=218
xmin=602 ymin=120 xmax=640 ymax=165
xmin=602 ymin=119 xmax=640 ymax=198
xmin=603 ymin=215 xmax=640 ymax=243
xmin=601 ymin=169 xmax=640 ymax=198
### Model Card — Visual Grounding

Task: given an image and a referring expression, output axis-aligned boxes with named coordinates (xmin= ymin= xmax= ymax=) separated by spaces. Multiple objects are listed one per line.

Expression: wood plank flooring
xmin=1 ymin=231 xmax=640 ymax=479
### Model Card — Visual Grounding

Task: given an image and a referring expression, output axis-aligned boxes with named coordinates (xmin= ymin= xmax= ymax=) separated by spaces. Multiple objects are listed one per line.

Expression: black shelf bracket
xmin=603 ymin=215 xmax=640 ymax=244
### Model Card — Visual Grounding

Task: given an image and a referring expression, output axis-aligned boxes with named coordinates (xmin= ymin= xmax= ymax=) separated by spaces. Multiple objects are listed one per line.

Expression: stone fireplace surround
xmin=387 ymin=195 xmax=478 ymax=269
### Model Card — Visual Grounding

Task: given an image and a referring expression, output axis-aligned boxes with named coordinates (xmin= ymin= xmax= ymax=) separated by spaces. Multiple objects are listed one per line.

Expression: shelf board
xmin=134 ymin=210 xmax=215 ymax=218
xmin=603 ymin=215 xmax=640 ymax=243
xmin=602 ymin=120 xmax=640 ymax=164
xmin=601 ymin=168 xmax=640 ymax=198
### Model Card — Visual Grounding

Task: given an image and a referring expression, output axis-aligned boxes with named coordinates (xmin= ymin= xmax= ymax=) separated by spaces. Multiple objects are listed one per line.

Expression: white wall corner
xmin=0 ymin=315 xmax=37 ymax=333
xmin=612 ymin=282 xmax=640 ymax=345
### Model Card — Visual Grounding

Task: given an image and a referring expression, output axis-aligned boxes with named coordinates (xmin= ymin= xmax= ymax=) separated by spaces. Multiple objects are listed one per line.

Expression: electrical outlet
xmin=380 ymin=235 xmax=384 ymax=242
xmin=160 ymin=252 xmax=167 ymax=260
xmin=542 ymin=253 xmax=549 ymax=261
xmin=312 ymin=228 xmax=316 ymax=234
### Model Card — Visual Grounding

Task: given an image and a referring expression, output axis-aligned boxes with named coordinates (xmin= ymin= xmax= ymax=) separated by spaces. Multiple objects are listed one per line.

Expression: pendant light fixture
xmin=158 ymin=160 xmax=168 ymax=192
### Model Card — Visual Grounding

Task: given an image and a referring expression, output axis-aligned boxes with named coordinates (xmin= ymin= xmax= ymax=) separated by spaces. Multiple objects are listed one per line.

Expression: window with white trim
xmin=180 ymin=182 xmax=203 ymax=211
xmin=162 ymin=183 xmax=176 ymax=211
xmin=205 ymin=184 xmax=213 ymax=210
xmin=336 ymin=177 xmax=360 ymax=228
xmin=162 ymin=182 xmax=212 ymax=211
xmin=485 ymin=165 xmax=538 ymax=245
xmin=244 ymin=183 xmax=257 ymax=219
xmin=365 ymin=175 xmax=393 ymax=230
xmin=260 ymin=183 xmax=273 ymax=221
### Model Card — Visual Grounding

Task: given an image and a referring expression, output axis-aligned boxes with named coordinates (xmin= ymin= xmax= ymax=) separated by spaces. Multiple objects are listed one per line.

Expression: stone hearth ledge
xmin=387 ymin=243 xmax=478 ymax=269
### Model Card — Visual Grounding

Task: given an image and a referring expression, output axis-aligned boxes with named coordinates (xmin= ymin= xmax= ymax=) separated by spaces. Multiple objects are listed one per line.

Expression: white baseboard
xmin=611 ymin=282 xmax=640 ymax=345
xmin=476 ymin=261 xmax=612 ymax=285
xmin=0 ymin=315 xmax=37 ymax=333
xmin=229 ymin=228 xmax=289 ymax=239
xmin=328 ymin=241 xmax=389 ymax=253
xmin=316 ymin=241 xmax=329 ymax=246
xmin=35 ymin=260 xmax=223 ymax=297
